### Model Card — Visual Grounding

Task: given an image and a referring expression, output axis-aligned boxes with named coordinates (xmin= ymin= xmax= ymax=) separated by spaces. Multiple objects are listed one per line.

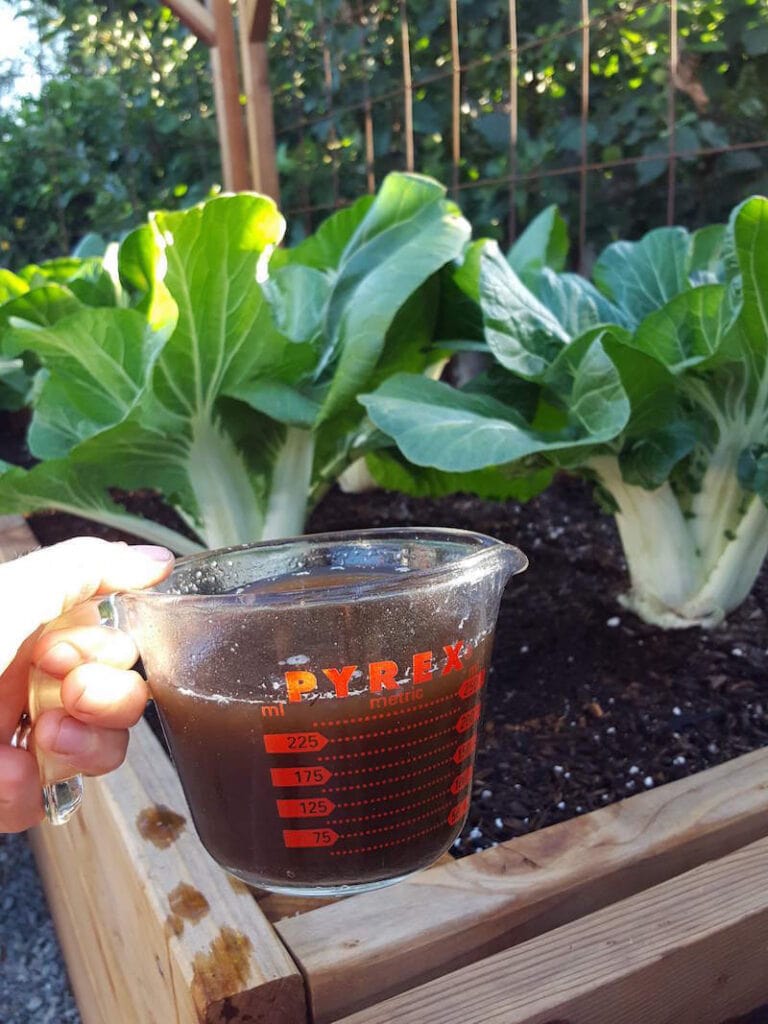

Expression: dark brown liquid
xmin=144 ymin=566 xmax=499 ymax=893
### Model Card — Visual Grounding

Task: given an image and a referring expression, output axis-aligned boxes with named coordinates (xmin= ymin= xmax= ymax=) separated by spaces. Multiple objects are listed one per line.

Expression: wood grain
xmin=164 ymin=0 xmax=217 ymax=45
xmin=0 ymin=514 xmax=38 ymax=560
xmin=278 ymin=746 xmax=768 ymax=1022
xmin=209 ymin=0 xmax=251 ymax=191
xmin=30 ymin=719 xmax=307 ymax=1024
xmin=336 ymin=834 xmax=768 ymax=1024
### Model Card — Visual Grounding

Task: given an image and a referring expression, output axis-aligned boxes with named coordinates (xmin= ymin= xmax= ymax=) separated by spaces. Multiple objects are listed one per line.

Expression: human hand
xmin=0 ymin=538 xmax=174 ymax=832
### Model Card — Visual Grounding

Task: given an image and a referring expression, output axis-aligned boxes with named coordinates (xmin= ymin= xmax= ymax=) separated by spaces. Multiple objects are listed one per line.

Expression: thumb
xmin=0 ymin=538 xmax=174 ymax=671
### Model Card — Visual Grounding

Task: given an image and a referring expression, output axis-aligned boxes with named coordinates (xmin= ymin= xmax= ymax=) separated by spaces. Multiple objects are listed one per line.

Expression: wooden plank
xmin=255 ymin=851 xmax=456 ymax=925
xmin=336 ymin=834 xmax=768 ymax=1024
xmin=30 ymin=718 xmax=307 ymax=1024
xmin=165 ymin=0 xmax=217 ymax=45
xmin=0 ymin=514 xmax=37 ymax=560
xmin=209 ymin=0 xmax=251 ymax=190
xmin=278 ymin=745 xmax=768 ymax=1022
xmin=242 ymin=0 xmax=271 ymax=42
xmin=238 ymin=3 xmax=280 ymax=202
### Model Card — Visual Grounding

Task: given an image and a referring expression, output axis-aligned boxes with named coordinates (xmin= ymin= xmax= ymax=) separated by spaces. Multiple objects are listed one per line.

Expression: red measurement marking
xmin=270 ymin=766 xmax=332 ymax=787
xmin=264 ymin=732 xmax=328 ymax=754
xmin=276 ymin=798 xmax=335 ymax=819
xmin=283 ymin=828 xmax=338 ymax=849
xmin=448 ymin=797 xmax=470 ymax=827
xmin=455 ymin=704 xmax=481 ymax=734
xmin=314 ymin=690 xmax=458 ymax=728
xmin=343 ymin=802 xmax=451 ymax=839
xmin=334 ymin=739 xmax=457 ymax=777
xmin=329 ymin=820 xmax=445 ymax=857
xmin=339 ymin=772 xmax=454 ymax=807
xmin=334 ymin=707 xmax=460 ymax=741
xmin=317 ymin=725 xmax=453 ymax=762
xmin=340 ymin=789 xmax=451 ymax=824
xmin=451 ymin=766 xmax=473 ymax=795
xmin=453 ymin=736 xmax=477 ymax=764
xmin=326 ymin=761 xmax=454 ymax=792
xmin=459 ymin=668 xmax=486 ymax=700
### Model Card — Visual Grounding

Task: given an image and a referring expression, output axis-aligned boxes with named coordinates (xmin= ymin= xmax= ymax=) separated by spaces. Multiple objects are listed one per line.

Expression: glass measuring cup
xmin=113 ymin=528 xmax=527 ymax=897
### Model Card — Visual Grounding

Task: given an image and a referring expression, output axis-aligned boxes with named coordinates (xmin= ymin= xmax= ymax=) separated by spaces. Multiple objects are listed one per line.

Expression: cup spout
xmin=496 ymin=542 xmax=528 ymax=583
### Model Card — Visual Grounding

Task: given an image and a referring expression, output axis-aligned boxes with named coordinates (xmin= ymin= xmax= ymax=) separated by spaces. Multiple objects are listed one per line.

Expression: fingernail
xmin=36 ymin=641 xmax=82 ymax=676
xmin=132 ymin=545 xmax=174 ymax=562
xmin=51 ymin=718 xmax=94 ymax=757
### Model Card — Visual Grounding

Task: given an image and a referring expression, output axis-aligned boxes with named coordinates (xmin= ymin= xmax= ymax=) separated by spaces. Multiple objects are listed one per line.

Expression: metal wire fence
xmin=269 ymin=0 xmax=768 ymax=264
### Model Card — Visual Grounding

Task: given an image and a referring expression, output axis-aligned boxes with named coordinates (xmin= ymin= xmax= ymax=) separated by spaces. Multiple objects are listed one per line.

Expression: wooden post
xmin=208 ymin=0 xmax=251 ymax=191
xmin=238 ymin=0 xmax=280 ymax=200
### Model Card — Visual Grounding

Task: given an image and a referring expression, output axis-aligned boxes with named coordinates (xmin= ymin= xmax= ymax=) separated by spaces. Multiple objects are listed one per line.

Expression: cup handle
xmin=27 ymin=667 xmax=85 ymax=825
xmin=10 ymin=596 xmax=120 ymax=827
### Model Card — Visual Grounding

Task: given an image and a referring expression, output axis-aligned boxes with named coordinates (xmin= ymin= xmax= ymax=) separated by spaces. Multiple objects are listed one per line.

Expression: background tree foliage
xmin=0 ymin=1 xmax=219 ymax=266
xmin=0 ymin=0 xmax=766 ymax=266
xmin=271 ymin=0 xmax=768 ymax=251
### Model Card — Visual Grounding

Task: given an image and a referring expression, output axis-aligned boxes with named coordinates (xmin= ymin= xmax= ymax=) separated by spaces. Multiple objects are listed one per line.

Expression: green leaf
xmin=150 ymin=194 xmax=286 ymax=416
xmin=435 ymin=243 xmax=485 ymax=344
xmin=599 ymin=333 xmax=678 ymax=436
xmin=360 ymin=352 xmax=628 ymax=473
xmin=690 ymin=224 xmax=725 ymax=284
xmin=262 ymin=265 xmax=332 ymax=345
xmin=4 ymin=308 xmax=166 ymax=458
xmin=20 ymin=257 xmax=117 ymax=307
xmin=619 ymin=421 xmax=699 ymax=489
xmin=738 ymin=444 xmax=768 ymax=501
xmin=0 ymin=458 xmax=199 ymax=553
xmin=480 ymin=242 xmax=569 ymax=380
xmin=118 ymin=223 xmax=178 ymax=335
xmin=0 ymin=270 xmax=29 ymax=303
xmin=730 ymin=196 xmax=768 ymax=368
xmin=226 ymin=379 xmax=321 ymax=428
xmin=593 ymin=227 xmax=692 ymax=326
xmin=73 ymin=233 xmax=107 ymax=258
xmin=535 ymin=269 xmax=633 ymax=336
xmin=316 ymin=173 xmax=471 ymax=422
xmin=287 ymin=196 xmax=375 ymax=270
xmin=366 ymin=447 xmax=554 ymax=502
xmin=630 ymin=285 xmax=730 ymax=374
xmin=0 ymin=284 xmax=82 ymax=334
xmin=507 ymin=205 xmax=568 ymax=280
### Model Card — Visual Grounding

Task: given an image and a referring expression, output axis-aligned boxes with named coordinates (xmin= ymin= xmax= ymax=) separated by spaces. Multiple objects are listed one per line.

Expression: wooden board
xmin=30 ymin=718 xmax=307 ymax=1024
xmin=335 ymin=833 xmax=768 ymax=1024
xmin=0 ymin=514 xmax=38 ymax=560
xmin=278 ymin=745 xmax=768 ymax=1022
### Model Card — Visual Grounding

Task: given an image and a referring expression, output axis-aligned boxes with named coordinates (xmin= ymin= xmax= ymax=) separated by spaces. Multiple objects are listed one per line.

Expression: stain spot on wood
xmin=136 ymin=804 xmax=186 ymax=848
xmin=165 ymin=913 xmax=184 ymax=938
xmin=169 ymin=882 xmax=210 ymax=924
xmin=226 ymin=873 xmax=253 ymax=896
xmin=192 ymin=927 xmax=253 ymax=1006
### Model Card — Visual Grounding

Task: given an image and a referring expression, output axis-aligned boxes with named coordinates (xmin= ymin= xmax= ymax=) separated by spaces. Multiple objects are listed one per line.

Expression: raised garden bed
xmin=4 ymin=477 xmax=768 ymax=1022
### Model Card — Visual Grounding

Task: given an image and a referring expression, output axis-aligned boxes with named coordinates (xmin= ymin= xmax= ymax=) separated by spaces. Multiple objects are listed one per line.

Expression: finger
xmin=44 ymin=598 xmax=103 ymax=632
xmin=33 ymin=626 xmax=139 ymax=677
xmin=34 ymin=710 xmax=129 ymax=781
xmin=0 ymin=539 xmax=173 ymax=671
xmin=0 ymin=746 xmax=44 ymax=833
xmin=60 ymin=663 xmax=148 ymax=728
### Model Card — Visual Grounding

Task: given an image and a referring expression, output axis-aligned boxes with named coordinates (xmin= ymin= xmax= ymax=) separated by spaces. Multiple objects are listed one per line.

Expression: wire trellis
xmin=271 ymin=0 xmax=768 ymax=261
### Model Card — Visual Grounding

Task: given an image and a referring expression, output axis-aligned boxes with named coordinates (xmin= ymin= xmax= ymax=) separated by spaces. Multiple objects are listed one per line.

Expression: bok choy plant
xmin=0 ymin=173 xmax=470 ymax=551
xmin=362 ymin=197 xmax=768 ymax=629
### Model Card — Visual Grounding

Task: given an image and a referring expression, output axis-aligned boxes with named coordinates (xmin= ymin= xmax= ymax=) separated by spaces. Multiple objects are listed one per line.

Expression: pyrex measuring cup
xmin=115 ymin=528 xmax=527 ymax=896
